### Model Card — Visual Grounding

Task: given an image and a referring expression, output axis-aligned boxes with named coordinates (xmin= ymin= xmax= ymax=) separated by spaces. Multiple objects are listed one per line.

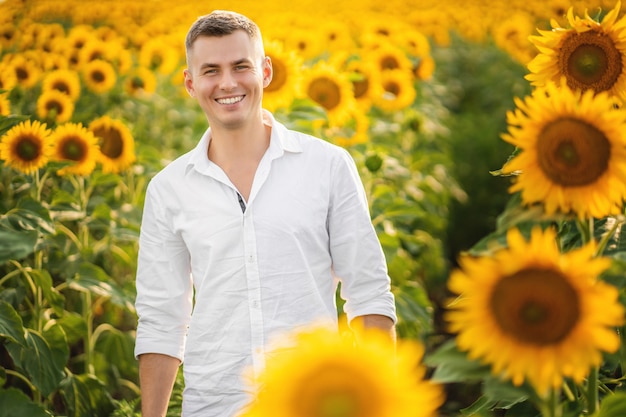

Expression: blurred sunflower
xmin=0 ymin=63 xmax=18 ymax=91
xmin=343 ymin=57 xmax=383 ymax=112
xmin=240 ymin=326 xmax=443 ymax=417
xmin=0 ymin=22 xmax=17 ymax=49
xmin=123 ymin=66 xmax=157 ymax=97
xmin=373 ymin=69 xmax=416 ymax=112
xmin=262 ymin=39 xmax=302 ymax=112
xmin=491 ymin=12 xmax=536 ymax=64
xmin=9 ymin=55 xmax=41 ymax=89
xmin=526 ymin=2 xmax=626 ymax=103
xmin=331 ymin=109 xmax=370 ymax=148
xmin=36 ymin=89 xmax=75 ymax=124
xmin=283 ymin=28 xmax=325 ymax=60
xmin=42 ymin=69 xmax=81 ymax=101
xmin=501 ymin=82 xmax=626 ymax=219
xmin=0 ymin=94 xmax=9 ymax=116
xmin=368 ymin=43 xmax=414 ymax=73
xmin=0 ymin=120 xmax=53 ymax=174
xmin=89 ymin=115 xmax=136 ymax=174
xmin=51 ymin=122 xmax=100 ymax=176
xmin=447 ymin=226 xmax=624 ymax=395
xmin=138 ymin=38 xmax=179 ymax=75
xmin=302 ymin=61 xmax=356 ymax=127
xmin=81 ymin=59 xmax=117 ymax=94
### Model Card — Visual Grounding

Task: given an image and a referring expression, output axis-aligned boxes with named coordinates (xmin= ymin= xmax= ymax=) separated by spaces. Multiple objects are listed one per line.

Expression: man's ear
xmin=263 ymin=56 xmax=273 ymax=88
xmin=183 ymin=68 xmax=195 ymax=97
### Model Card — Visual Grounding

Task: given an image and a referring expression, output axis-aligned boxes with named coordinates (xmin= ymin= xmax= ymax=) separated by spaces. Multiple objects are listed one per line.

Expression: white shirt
xmin=134 ymin=111 xmax=397 ymax=416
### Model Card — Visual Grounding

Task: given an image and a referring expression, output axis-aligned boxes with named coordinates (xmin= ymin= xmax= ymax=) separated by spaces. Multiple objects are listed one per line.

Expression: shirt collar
xmin=186 ymin=110 xmax=302 ymax=174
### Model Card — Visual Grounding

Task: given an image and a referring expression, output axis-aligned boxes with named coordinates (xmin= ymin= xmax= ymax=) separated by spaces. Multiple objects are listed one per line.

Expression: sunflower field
xmin=1 ymin=0 xmax=626 ymax=416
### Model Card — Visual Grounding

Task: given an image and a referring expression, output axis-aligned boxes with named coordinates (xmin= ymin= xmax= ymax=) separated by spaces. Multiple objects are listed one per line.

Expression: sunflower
xmin=262 ymin=39 xmax=303 ymax=112
xmin=446 ymin=226 xmax=624 ymax=395
xmin=283 ymin=28 xmax=325 ymax=61
xmin=81 ymin=59 xmax=117 ymax=94
xmin=0 ymin=63 xmax=18 ymax=91
xmin=491 ymin=12 xmax=536 ymax=64
xmin=88 ymin=115 xmax=136 ymax=174
xmin=343 ymin=57 xmax=383 ymax=112
xmin=41 ymin=69 xmax=81 ymax=101
xmin=51 ymin=122 xmax=100 ymax=176
xmin=369 ymin=43 xmax=414 ymax=73
xmin=123 ymin=66 xmax=157 ymax=97
xmin=138 ymin=38 xmax=179 ymax=75
xmin=372 ymin=69 xmax=417 ymax=112
xmin=240 ymin=326 xmax=444 ymax=417
xmin=526 ymin=2 xmax=626 ymax=103
xmin=0 ymin=93 xmax=10 ymax=116
xmin=0 ymin=120 xmax=53 ymax=174
xmin=501 ymin=81 xmax=626 ymax=219
xmin=36 ymin=89 xmax=75 ymax=124
xmin=302 ymin=61 xmax=357 ymax=127
xmin=9 ymin=55 xmax=41 ymax=89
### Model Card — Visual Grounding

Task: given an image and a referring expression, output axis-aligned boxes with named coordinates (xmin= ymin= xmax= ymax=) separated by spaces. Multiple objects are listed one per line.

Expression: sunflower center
xmin=52 ymin=81 xmax=70 ymax=95
xmin=351 ymin=71 xmax=369 ymax=99
xmin=14 ymin=135 xmax=41 ymax=161
xmin=265 ymin=58 xmax=286 ymax=93
xmin=537 ymin=117 xmax=610 ymax=187
xmin=93 ymin=127 xmax=124 ymax=158
xmin=381 ymin=56 xmax=399 ymax=70
xmin=308 ymin=77 xmax=341 ymax=111
xmin=383 ymin=81 xmax=400 ymax=96
xmin=561 ymin=30 xmax=622 ymax=92
xmin=131 ymin=76 xmax=145 ymax=89
xmin=295 ymin=364 xmax=377 ymax=417
xmin=317 ymin=390 xmax=359 ymax=417
xmin=60 ymin=137 xmax=87 ymax=161
xmin=45 ymin=100 xmax=63 ymax=117
xmin=91 ymin=70 xmax=105 ymax=83
xmin=490 ymin=267 xmax=580 ymax=345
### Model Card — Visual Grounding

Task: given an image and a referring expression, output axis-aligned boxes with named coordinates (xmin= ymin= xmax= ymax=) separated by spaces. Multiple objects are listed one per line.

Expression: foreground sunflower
xmin=240 ymin=326 xmax=443 ymax=417
xmin=501 ymin=81 xmax=626 ymax=219
xmin=88 ymin=115 xmax=136 ymax=174
xmin=447 ymin=226 xmax=624 ymax=395
xmin=0 ymin=120 xmax=53 ymax=174
xmin=526 ymin=2 xmax=626 ymax=103
xmin=51 ymin=122 xmax=99 ymax=176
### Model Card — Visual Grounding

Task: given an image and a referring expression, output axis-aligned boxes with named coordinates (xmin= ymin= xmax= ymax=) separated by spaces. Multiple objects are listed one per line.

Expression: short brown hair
xmin=185 ymin=10 xmax=262 ymax=63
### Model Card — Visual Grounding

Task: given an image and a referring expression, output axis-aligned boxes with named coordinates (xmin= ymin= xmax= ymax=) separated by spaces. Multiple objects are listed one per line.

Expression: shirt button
xmin=248 ymin=255 xmax=254 ymax=263
xmin=252 ymin=300 xmax=259 ymax=308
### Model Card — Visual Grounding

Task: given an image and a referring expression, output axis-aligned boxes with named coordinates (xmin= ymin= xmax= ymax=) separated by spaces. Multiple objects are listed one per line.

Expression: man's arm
xmin=352 ymin=314 xmax=397 ymax=343
xmin=138 ymin=353 xmax=181 ymax=417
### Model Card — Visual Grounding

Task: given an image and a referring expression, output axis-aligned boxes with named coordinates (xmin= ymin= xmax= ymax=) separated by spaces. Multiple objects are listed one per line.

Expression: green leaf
xmin=31 ymin=269 xmax=65 ymax=316
xmin=66 ymin=263 xmax=135 ymax=312
xmin=0 ymin=228 xmax=38 ymax=263
xmin=0 ymin=301 xmax=26 ymax=345
xmin=60 ymin=373 xmax=115 ymax=417
xmin=482 ymin=376 xmax=530 ymax=409
xmin=56 ymin=312 xmax=88 ymax=345
xmin=596 ymin=393 xmax=626 ymax=417
xmin=5 ymin=329 xmax=66 ymax=397
xmin=425 ymin=338 xmax=492 ymax=383
xmin=0 ymin=388 xmax=51 ymax=417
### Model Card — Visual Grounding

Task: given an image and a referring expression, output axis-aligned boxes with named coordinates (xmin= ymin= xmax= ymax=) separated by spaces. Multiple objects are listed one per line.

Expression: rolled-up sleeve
xmin=134 ymin=179 xmax=193 ymax=361
xmin=328 ymin=149 xmax=397 ymax=323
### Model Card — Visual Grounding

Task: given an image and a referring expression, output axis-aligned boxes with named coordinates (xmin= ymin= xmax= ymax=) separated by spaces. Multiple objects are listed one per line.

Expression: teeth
xmin=217 ymin=96 xmax=243 ymax=105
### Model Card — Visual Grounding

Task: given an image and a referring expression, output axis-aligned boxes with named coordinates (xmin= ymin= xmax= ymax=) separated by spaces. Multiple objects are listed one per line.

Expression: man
xmin=134 ymin=10 xmax=397 ymax=417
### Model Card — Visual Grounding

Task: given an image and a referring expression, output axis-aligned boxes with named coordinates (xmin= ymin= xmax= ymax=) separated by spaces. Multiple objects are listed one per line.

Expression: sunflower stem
xmin=587 ymin=366 xmax=599 ymax=415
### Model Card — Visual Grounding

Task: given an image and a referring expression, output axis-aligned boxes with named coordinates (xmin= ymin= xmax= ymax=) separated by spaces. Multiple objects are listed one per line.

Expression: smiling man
xmin=134 ymin=10 xmax=397 ymax=417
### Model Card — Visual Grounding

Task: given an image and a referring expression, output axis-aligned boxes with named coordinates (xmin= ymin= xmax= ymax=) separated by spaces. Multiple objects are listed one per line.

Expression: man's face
xmin=184 ymin=30 xmax=272 ymax=130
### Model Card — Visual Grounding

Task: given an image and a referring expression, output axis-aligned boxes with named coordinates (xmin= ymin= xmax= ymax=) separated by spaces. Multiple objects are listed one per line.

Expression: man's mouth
xmin=216 ymin=96 xmax=244 ymax=105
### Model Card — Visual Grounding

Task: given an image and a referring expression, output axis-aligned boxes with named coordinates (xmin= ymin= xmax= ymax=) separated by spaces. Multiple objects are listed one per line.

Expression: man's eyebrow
xmin=199 ymin=58 xmax=252 ymax=69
